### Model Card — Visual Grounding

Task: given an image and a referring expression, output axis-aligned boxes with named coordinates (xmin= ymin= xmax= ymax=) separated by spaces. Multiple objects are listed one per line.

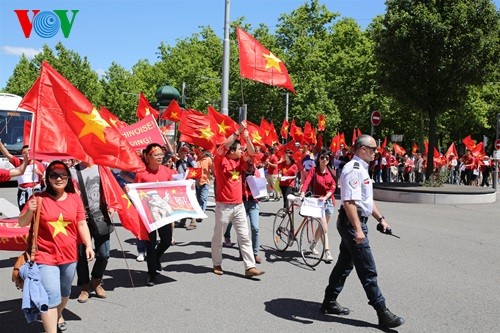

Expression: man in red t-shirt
xmin=211 ymin=120 xmax=265 ymax=278
xmin=0 ymin=155 xmax=28 ymax=182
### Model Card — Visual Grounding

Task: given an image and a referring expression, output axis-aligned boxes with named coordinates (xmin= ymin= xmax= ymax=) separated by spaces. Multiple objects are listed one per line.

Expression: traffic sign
xmin=495 ymin=139 xmax=500 ymax=150
xmin=371 ymin=110 xmax=381 ymax=126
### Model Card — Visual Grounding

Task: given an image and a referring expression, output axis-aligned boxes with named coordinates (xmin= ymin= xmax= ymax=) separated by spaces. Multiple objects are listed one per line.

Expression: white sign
xmin=493 ymin=150 xmax=500 ymax=160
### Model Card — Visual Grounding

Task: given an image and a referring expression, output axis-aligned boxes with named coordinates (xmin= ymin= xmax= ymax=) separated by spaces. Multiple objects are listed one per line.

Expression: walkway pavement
xmin=1 ymin=185 xmax=499 ymax=333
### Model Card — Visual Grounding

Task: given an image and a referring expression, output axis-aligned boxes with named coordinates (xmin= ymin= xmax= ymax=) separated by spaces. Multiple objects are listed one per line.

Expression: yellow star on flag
xmin=217 ymin=121 xmax=230 ymax=135
xmin=74 ymin=107 xmax=110 ymax=143
xmin=230 ymin=170 xmax=240 ymax=181
xmin=251 ymin=131 xmax=262 ymax=144
xmin=171 ymin=111 xmax=179 ymax=120
xmin=171 ymin=189 xmax=177 ymax=194
xmin=48 ymin=213 xmax=71 ymax=238
xmin=121 ymin=193 xmax=131 ymax=208
xmin=199 ymin=126 xmax=215 ymax=141
xmin=144 ymin=107 xmax=151 ymax=116
xmin=263 ymin=52 xmax=282 ymax=72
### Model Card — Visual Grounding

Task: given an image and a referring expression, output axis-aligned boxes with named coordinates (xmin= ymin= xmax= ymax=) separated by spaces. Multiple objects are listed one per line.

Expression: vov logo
xmin=14 ymin=10 xmax=79 ymax=38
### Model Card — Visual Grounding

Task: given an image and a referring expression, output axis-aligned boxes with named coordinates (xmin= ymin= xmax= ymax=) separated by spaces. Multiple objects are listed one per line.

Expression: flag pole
xmin=220 ymin=0 xmax=231 ymax=116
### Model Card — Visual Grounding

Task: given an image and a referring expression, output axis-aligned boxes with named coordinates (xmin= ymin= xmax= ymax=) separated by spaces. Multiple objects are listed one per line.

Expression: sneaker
xmin=223 ymin=238 xmax=232 ymax=247
xmin=57 ymin=321 xmax=67 ymax=332
xmin=136 ymin=252 xmax=145 ymax=262
xmin=309 ymin=241 xmax=319 ymax=255
xmin=186 ymin=220 xmax=197 ymax=230
xmin=245 ymin=267 xmax=265 ymax=278
xmin=378 ymin=308 xmax=405 ymax=328
xmin=324 ymin=250 xmax=333 ymax=263
xmin=320 ymin=300 xmax=350 ymax=315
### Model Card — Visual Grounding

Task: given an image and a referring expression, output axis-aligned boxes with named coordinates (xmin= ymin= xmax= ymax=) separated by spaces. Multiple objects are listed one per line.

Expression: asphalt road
xmin=1 ymin=185 xmax=499 ymax=333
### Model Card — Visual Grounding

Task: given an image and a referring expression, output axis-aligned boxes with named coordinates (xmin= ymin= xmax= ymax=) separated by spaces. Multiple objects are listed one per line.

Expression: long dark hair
xmin=45 ymin=160 xmax=76 ymax=195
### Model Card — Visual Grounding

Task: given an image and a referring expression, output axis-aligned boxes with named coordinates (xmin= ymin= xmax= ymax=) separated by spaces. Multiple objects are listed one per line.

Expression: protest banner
xmin=118 ymin=114 xmax=165 ymax=150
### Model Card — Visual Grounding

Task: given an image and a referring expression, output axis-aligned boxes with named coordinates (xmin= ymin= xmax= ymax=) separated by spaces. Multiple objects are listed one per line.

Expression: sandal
xmin=57 ymin=321 xmax=67 ymax=332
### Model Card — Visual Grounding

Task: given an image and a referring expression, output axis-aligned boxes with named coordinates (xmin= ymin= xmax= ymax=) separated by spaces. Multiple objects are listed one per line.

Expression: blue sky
xmin=0 ymin=0 xmax=498 ymax=90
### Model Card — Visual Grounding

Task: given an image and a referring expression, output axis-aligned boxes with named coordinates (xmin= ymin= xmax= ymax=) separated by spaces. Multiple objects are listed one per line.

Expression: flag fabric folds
xmin=445 ymin=142 xmax=458 ymax=159
xmin=178 ymin=109 xmax=221 ymax=151
xmin=99 ymin=106 xmax=128 ymax=129
xmin=280 ymin=119 xmax=289 ymax=140
xmin=161 ymin=99 xmax=183 ymax=122
xmin=317 ymin=114 xmax=326 ymax=132
xmin=236 ymin=27 xmax=295 ymax=93
xmin=136 ymin=92 xmax=160 ymax=120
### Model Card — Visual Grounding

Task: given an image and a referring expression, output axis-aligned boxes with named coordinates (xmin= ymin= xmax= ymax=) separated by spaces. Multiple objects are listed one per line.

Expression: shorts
xmin=38 ymin=262 xmax=77 ymax=308
xmin=324 ymin=199 xmax=335 ymax=216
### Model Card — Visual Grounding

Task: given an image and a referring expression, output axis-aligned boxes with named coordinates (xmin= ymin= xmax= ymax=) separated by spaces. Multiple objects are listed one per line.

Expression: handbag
xmin=12 ymin=196 xmax=42 ymax=290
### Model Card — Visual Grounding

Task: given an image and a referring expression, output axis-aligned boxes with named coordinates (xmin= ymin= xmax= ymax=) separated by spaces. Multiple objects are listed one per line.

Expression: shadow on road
xmin=264 ymin=298 xmax=399 ymax=332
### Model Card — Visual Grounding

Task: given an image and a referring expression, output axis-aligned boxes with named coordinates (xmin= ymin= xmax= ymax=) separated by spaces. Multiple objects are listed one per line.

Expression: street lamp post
xmin=220 ymin=0 xmax=231 ymax=115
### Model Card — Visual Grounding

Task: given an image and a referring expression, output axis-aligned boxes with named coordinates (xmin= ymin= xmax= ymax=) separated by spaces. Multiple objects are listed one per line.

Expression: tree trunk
xmin=426 ymin=110 xmax=437 ymax=179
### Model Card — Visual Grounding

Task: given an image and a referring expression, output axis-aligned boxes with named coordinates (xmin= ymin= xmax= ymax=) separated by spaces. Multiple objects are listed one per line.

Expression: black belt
xmin=338 ymin=206 xmax=369 ymax=225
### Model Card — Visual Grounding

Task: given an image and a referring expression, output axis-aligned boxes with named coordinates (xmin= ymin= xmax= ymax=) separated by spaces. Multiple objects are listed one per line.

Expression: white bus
xmin=0 ymin=93 xmax=33 ymax=171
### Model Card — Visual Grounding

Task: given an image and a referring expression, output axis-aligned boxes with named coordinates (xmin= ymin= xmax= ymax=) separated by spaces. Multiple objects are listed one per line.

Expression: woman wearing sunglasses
xmin=19 ymin=160 xmax=95 ymax=333
xmin=299 ymin=149 xmax=337 ymax=263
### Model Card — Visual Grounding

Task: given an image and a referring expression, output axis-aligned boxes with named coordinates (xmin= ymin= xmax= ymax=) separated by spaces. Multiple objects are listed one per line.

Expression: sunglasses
xmin=49 ymin=173 xmax=69 ymax=180
xmin=363 ymin=145 xmax=378 ymax=151
xmin=320 ymin=155 xmax=330 ymax=161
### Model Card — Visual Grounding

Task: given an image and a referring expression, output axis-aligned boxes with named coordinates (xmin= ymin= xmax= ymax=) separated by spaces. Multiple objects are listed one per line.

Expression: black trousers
xmin=147 ymin=224 xmax=172 ymax=275
xmin=77 ymin=234 xmax=110 ymax=286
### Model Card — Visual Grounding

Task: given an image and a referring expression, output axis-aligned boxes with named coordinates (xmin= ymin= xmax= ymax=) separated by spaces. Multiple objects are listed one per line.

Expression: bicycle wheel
xmin=299 ymin=217 xmax=325 ymax=267
xmin=273 ymin=208 xmax=293 ymax=251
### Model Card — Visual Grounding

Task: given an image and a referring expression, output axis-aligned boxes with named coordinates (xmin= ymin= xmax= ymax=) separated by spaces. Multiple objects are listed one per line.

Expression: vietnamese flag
xmin=290 ymin=120 xmax=303 ymax=143
xmin=317 ymin=114 xmax=326 ymax=132
xmin=136 ymin=92 xmax=160 ymax=120
xmin=471 ymin=142 xmax=485 ymax=157
xmin=339 ymin=132 xmax=347 ymax=148
xmin=302 ymin=122 xmax=316 ymax=145
xmin=99 ymin=166 xmax=149 ymax=241
xmin=280 ymin=118 xmax=289 ymax=139
xmin=412 ymin=142 xmax=419 ymax=154
xmin=208 ymin=105 xmax=238 ymax=141
xmin=246 ymin=121 xmax=266 ymax=149
xmin=352 ymin=128 xmax=358 ymax=146
xmin=23 ymin=120 xmax=31 ymax=145
xmin=316 ymin=134 xmax=323 ymax=150
xmin=462 ymin=135 xmax=476 ymax=150
xmin=268 ymin=121 xmax=280 ymax=147
xmin=161 ymin=99 xmax=183 ymax=122
xmin=261 ymin=118 xmax=272 ymax=142
xmin=357 ymin=128 xmax=362 ymax=138
xmin=236 ymin=27 xmax=295 ymax=93
xmin=99 ymin=106 xmax=128 ymax=129
xmin=276 ymin=139 xmax=297 ymax=159
xmin=19 ymin=66 xmax=93 ymax=163
xmin=185 ymin=167 xmax=202 ymax=180
xmin=31 ymin=62 xmax=145 ymax=171
xmin=330 ymin=133 xmax=340 ymax=152
xmin=392 ymin=143 xmax=406 ymax=156
xmin=445 ymin=142 xmax=458 ymax=159
xmin=178 ymin=109 xmax=220 ymax=151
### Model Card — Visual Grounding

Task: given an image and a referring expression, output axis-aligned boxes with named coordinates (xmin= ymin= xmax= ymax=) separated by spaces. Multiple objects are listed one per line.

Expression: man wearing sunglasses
xmin=320 ymin=134 xmax=405 ymax=329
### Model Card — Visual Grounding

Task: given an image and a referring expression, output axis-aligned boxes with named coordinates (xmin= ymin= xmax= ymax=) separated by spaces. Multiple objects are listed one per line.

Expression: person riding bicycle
xmin=299 ymin=149 xmax=336 ymax=263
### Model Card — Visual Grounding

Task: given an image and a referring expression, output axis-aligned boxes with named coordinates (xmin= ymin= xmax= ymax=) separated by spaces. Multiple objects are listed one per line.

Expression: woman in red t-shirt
xmin=134 ymin=143 xmax=177 ymax=287
xmin=19 ymin=161 xmax=94 ymax=333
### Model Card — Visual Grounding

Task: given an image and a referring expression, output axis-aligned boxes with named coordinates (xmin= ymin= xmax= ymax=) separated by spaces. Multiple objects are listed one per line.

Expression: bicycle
xmin=272 ymin=194 xmax=326 ymax=267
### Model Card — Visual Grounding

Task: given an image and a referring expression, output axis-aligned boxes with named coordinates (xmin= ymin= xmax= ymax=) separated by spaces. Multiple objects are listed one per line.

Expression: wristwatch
xmin=376 ymin=216 xmax=385 ymax=223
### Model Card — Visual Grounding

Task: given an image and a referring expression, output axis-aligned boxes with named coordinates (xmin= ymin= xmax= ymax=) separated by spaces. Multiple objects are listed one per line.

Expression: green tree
xmin=373 ymin=0 xmax=500 ymax=176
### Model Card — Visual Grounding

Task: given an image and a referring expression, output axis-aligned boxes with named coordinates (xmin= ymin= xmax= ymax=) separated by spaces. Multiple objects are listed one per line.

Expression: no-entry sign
xmin=371 ymin=110 xmax=381 ymax=126
xmin=495 ymin=139 xmax=500 ymax=150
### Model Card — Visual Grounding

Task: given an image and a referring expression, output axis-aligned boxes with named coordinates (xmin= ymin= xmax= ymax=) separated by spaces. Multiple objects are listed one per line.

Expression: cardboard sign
xmin=299 ymin=197 xmax=325 ymax=218
xmin=246 ymin=175 xmax=268 ymax=199
xmin=118 ymin=115 xmax=165 ymax=150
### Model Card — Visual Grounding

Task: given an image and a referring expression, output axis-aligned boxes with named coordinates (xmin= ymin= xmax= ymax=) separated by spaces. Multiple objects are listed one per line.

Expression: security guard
xmin=320 ymin=134 xmax=405 ymax=329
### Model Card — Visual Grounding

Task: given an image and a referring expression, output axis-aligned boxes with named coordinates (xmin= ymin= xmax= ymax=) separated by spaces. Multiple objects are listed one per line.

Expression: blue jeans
xmin=323 ymin=220 xmax=386 ymax=311
xmin=224 ymin=200 xmax=260 ymax=255
xmin=38 ymin=262 xmax=77 ymax=308
xmin=196 ymin=183 xmax=209 ymax=211
xmin=77 ymin=234 xmax=110 ymax=285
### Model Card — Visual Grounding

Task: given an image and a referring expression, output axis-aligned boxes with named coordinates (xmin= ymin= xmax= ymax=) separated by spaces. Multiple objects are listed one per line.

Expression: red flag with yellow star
xmin=280 ymin=119 xmax=289 ymax=139
xmin=160 ymin=99 xmax=183 ymax=122
xmin=178 ymin=109 xmax=221 ymax=151
xmin=260 ymin=118 xmax=279 ymax=147
xmin=19 ymin=66 xmax=93 ymax=163
xmin=31 ymin=62 xmax=145 ymax=171
xmin=185 ymin=167 xmax=202 ymax=180
xmin=236 ymin=27 xmax=295 ymax=93
xmin=99 ymin=106 xmax=128 ymax=129
xmin=302 ymin=122 xmax=316 ymax=146
xmin=99 ymin=166 xmax=149 ymax=240
xmin=246 ymin=121 xmax=266 ymax=149
xmin=317 ymin=114 xmax=326 ymax=132
xmin=136 ymin=92 xmax=160 ymax=120
xmin=207 ymin=105 xmax=238 ymax=140
xmin=290 ymin=120 xmax=303 ymax=143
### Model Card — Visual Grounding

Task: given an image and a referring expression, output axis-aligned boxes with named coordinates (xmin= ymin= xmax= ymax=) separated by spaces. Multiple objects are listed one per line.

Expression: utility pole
xmin=220 ymin=0 xmax=230 ymax=115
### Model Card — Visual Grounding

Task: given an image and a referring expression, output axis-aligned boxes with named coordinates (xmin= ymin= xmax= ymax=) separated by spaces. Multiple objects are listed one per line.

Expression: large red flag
xmin=471 ymin=142 xmax=485 ymax=157
xmin=136 ymin=92 xmax=160 ymax=120
xmin=19 ymin=68 xmax=92 ymax=163
xmin=392 ymin=143 xmax=406 ymax=156
xmin=31 ymin=62 xmax=145 ymax=171
xmin=317 ymin=114 xmax=326 ymax=132
xmin=236 ymin=27 xmax=295 ymax=93
xmin=302 ymin=122 xmax=316 ymax=145
xmin=290 ymin=120 xmax=303 ymax=143
xmin=99 ymin=106 xmax=128 ymax=129
xmin=462 ymin=135 xmax=476 ymax=150
xmin=276 ymin=139 xmax=297 ymax=159
xmin=268 ymin=121 xmax=280 ymax=147
xmin=98 ymin=166 xmax=149 ymax=240
xmin=23 ymin=120 xmax=31 ymax=146
xmin=445 ymin=142 xmax=458 ymax=159
xmin=178 ymin=109 xmax=221 ymax=151
xmin=160 ymin=99 xmax=183 ymax=122
xmin=246 ymin=121 xmax=266 ymax=149
xmin=207 ymin=105 xmax=238 ymax=141
xmin=280 ymin=119 xmax=289 ymax=139
xmin=330 ymin=133 xmax=340 ymax=152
